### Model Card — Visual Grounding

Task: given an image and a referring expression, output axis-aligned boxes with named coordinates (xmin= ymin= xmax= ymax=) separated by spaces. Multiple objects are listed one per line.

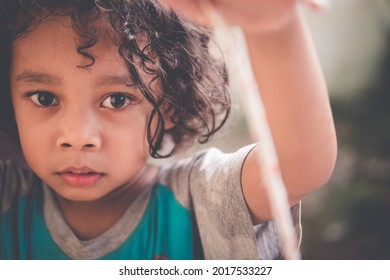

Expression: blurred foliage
xmin=301 ymin=33 xmax=390 ymax=259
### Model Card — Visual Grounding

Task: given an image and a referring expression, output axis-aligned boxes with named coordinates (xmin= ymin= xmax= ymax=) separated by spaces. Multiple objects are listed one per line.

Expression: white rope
xmin=199 ymin=0 xmax=330 ymax=260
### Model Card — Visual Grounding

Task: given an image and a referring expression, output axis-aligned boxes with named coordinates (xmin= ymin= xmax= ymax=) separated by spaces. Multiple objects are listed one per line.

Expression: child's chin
xmin=52 ymin=187 xmax=108 ymax=203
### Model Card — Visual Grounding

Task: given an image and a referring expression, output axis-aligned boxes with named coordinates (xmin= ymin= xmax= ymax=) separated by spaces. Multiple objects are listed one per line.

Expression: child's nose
xmin=55 ymin=110 xmax=102 ymax=152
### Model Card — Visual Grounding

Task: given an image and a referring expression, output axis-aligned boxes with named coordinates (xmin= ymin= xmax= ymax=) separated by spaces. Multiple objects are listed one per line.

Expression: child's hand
xmin=161 ymin=0 xmax=328 ymax=33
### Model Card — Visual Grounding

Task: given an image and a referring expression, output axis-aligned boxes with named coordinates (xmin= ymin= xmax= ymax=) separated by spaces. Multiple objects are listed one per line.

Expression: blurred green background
xmin=301 ymin=0 xmax=390 ymax=259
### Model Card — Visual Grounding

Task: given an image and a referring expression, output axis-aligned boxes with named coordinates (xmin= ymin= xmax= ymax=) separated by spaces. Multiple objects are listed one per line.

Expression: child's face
xmin=10 ymin=17 xmax=155 ymax=202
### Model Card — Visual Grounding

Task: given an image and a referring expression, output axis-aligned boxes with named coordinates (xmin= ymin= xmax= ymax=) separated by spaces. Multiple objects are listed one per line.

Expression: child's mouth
xmin=57 ymin=167 xmax=104 ymax=188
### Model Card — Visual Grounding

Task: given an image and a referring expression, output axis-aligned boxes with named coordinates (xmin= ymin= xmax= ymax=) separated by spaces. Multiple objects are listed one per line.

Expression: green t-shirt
xmin=0 ymin=145 xmax=301 ymax=259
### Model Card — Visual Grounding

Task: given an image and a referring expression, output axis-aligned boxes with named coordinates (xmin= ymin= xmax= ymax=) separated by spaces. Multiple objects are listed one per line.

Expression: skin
xmin=162 ymin=0 xmax=338 ymax=223
xmin=11 ymin=17 xmax=160 ymax=240
xmin=10 ymin=0 xmax=337 ymax=240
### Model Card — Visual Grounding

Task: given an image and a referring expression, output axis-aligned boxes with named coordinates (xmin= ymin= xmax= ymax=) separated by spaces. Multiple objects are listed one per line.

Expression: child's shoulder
xmin=158 ymin=144 xmax=257 ymax=186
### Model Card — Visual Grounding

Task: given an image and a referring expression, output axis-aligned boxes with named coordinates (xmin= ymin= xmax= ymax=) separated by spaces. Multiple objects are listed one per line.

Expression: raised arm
xmin=161 ymin=0 xmax=337 ymax=223
xmin=241 ymin=5 xmax=337 ymax=223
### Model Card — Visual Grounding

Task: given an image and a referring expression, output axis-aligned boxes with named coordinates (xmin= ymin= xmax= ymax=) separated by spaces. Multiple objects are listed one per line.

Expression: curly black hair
xmin=0 ymin=0 xmax=231 ymax=158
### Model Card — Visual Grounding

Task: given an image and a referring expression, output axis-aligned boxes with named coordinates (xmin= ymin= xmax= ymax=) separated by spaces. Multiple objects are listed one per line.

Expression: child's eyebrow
xmin=15 ymin=71 xmax=134 ymax=87
xmin=15 ymin=70 xmax=61 ymax=85
xmin=96 ymin=75 xmax=135 ymax=87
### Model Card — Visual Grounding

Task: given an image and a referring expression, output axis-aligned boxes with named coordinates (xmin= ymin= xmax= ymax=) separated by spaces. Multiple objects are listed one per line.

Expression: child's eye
xmin=101 ymin=93 xmax=133 ymax=109
xmin=28 ymin=91 xmax=59 ymax=107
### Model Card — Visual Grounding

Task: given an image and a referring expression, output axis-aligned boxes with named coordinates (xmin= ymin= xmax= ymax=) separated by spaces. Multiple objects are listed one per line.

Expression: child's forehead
xmin=12 ymin=18 xmax=119 ymax=70
xmin=13 ymin=16 xmax=118 ymax=57
xmin=16 ymin=16 xmax=72 ymax=43
xmin=11 ymin=15 xmax=160 ymax=90
xmin=15 ymin=14 xmax=152 ymax=52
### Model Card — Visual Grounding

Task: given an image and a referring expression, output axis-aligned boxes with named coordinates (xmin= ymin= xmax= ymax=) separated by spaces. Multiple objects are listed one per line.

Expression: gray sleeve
xmin=187 ymin=145 xmax=302 ymax=260
xmin=254 ymin=202 xmax=301 ymax=259
xmin=0 ymin=160 xmax=35 ymax=213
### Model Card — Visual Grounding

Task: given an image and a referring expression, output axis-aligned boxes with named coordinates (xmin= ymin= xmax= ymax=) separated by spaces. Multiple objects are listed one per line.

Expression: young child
xmin=0 ymin=0 xmax=337 ymax=259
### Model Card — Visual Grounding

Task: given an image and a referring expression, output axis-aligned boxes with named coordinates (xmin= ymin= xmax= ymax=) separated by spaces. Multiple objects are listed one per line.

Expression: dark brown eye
xmin=30 ymin=91 xmax=59 ymax=107
xmin=102 ymin=93 xmax=132 ymax=109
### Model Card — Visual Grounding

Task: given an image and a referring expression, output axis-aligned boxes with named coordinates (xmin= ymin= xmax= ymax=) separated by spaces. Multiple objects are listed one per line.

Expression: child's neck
xmin=55 ymin=165 xmax=159 ymax=241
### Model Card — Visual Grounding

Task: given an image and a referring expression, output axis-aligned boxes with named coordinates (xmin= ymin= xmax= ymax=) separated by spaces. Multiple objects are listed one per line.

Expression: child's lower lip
xmin=58 ymin=172 xmax=103 ymax=187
